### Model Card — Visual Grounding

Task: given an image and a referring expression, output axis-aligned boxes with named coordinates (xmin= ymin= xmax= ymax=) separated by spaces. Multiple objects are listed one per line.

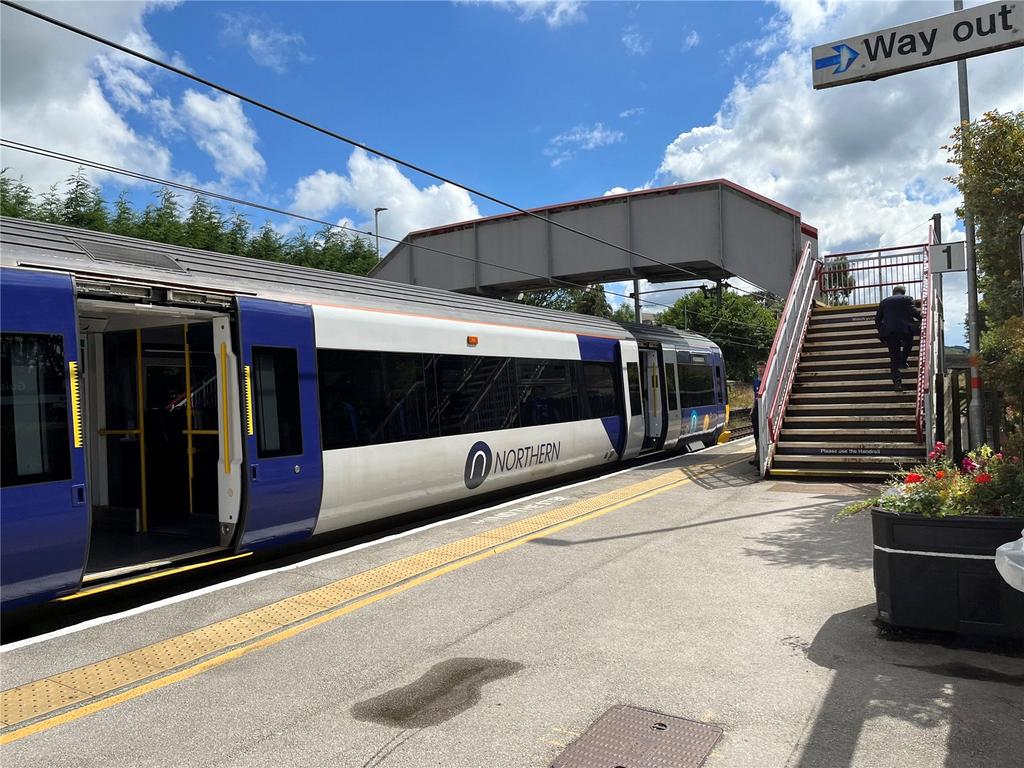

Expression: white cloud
xmin=181 ymin=90 xmax=266 ymax=184
xmin=619 ymin=107 xmax=646 ymax=119
xmin=654 ymin=0 xmax=1022 ymax=256
xmin=497 ymin=1 xmax=587 ymax=28
xmin=220 ymin=12 xmax=311 ymax=73
xmin=290 ymin=149 xmax=481 ymax=254
xmin=545 ymin=123 xmax=625 ymax=167
xmin=682 ymin=29 xmax=700 ymax=51
xmin=604 ymin=183 xmax=651 ymax=196
xmin=622 ymin=25 xmax=652 ymax=56
xmin=0 ymin=1 xmax=175 ymax=191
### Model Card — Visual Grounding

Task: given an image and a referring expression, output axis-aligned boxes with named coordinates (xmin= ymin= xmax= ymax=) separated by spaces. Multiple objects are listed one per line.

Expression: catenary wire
xmin=2 ymin=0 xmax=736 ymax=287
xmin=0 ymin=138 xmax=772 ymax=347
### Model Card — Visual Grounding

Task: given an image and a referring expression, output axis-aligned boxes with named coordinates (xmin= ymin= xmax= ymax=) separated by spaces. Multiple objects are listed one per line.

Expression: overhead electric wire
xmin=2 ymin=0 xmax=725 ymax=287
xmin=1 ymin=138 xmax=772 ymax=346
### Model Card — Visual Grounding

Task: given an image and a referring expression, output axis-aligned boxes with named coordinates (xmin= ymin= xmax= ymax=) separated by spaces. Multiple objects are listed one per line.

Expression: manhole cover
xmin=552 ymin=705 xmax=722 ymax=768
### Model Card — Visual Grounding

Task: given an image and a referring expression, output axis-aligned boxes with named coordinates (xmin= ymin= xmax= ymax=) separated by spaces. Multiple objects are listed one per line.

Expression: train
xmin=0 ymin=217 xmax=728 ymax=610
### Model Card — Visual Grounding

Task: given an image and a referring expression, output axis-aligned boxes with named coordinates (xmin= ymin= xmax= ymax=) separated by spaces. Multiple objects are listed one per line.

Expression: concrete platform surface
xmin=1 ymin=439 xmax=1022 ymax=768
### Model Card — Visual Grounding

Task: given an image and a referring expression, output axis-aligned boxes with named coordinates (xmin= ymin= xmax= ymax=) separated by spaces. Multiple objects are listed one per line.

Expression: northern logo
xmin=464 ymin=441 xmax=492 ymax=489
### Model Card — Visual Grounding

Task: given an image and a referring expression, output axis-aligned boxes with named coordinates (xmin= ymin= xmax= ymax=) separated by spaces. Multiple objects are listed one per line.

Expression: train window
xmin=715 ymin=365 xmax=724 ymax=403
xmin=581 ymin=361 xmax=620 ymax=419
xmin=664 ymin=363 xmax=679 ymax=412
xmin=318 ymin=349 xmax=431 ymax=449
xmin=678 ymin=364 xmax=715 ymax=409
xmin=251 ymin=346 xmax=302 ymax=458
xmin=626 ymin=362 xmax=643 ymax=416
xmin=1 ymin=333 xmax=72 ymax=488
xmin=434 ymin=354 xmax=519 ymax=435
xmin=517 ymin=358 xmax=578 ymax=427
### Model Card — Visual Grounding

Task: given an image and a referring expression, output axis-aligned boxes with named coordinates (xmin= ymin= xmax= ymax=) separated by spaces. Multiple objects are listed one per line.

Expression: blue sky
xmin=1 ymin=1 xmax=1021 ymax=345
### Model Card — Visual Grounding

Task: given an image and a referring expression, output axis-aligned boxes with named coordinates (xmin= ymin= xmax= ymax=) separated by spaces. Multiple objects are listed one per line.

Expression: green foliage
xmin=655 ymin=291 xmax=777 ymax=380
xmin=837 ymin=442 xmax=1024 ymax=519
xmin=945 ymin=110 xmax=1024 ymax=327
xmin=610 ymin=303 xmax=636 ymax=323
xmin=514 ymin=287 xmax=614 ymax=318
xmin=0 ymin=170 xmax=379 ymax=276
xmin=980 ymin=316 xmax=1024 ymax=412
xmin=0 ymin=170 xmax=36 ymax=219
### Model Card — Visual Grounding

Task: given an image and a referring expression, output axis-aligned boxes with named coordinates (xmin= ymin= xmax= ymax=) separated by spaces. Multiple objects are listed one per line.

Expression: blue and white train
xmin=0 ymin=218 xmax=728 ymax=610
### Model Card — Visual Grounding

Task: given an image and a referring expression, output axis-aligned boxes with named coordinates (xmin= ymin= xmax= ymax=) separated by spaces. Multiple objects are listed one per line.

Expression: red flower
xmin=935 ymin=471 xmax=945 ymax=479
xmin=905 ymin=473 xmax=925 ymax=484
xmin=974 ymin=473 xmax=993 ymax=484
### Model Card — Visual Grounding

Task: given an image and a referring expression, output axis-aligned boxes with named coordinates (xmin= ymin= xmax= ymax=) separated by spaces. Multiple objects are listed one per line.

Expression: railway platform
xmin=2 ymin=439 xmax=1021 ymax=768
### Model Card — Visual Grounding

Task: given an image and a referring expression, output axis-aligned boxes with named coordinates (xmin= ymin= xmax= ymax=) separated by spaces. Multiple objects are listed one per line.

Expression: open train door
xmin=1 ymin=269 xmax=88 ymax=608
xmin=236 ymin=297 xmax=323 ymax=550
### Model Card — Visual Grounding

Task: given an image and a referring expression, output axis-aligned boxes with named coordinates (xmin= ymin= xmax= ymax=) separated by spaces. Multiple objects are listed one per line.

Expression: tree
xmin=222 ymin=210 xmax=251 ymax=256
xmin=946 ymin=110 xmax=1024 ymax=327
xmin=514 ymin=286 xmax=613 ymax=317
xmin=656 ymin=291 xmax=777 ymax=380
xmin=109 ymin=191 xmax=139 ymax=237
xmin=0 ymin=170 xmax=37 ymax=219
xmin=610 ymin=303 xmax=636 ymax=323
xmin=247 ymin=221 xmax=285 ymax=262
xmin=138 ymin=188 xmax=184 ymax=245
xmin=183 ymin=195 xmax=224 ymax=252
xmin=61 ymin=169 xmax=107 ymax=231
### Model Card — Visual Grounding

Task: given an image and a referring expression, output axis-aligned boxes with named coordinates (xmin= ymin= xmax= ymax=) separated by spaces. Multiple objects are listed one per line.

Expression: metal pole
xmin=374 ymin=206 xmax=388 ymax=260
xmin=954 ymin=0 xmax=984 ymax=447
xmin=932 ymin=212 xmax=945 ymax=375
xmin=632 ymin=279 xmax=641 ymax=323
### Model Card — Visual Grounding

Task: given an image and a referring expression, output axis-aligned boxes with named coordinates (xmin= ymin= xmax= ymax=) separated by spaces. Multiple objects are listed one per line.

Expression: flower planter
xmin=872 ymin=508 xmax=1024 ymax=638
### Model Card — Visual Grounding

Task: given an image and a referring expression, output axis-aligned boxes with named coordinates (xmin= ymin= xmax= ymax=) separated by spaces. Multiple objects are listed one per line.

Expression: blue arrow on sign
xmin=814 ymin=43 xmax=859 ymax=75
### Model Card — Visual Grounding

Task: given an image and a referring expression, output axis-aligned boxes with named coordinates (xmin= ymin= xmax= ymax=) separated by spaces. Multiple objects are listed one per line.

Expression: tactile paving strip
xmin=552 ymin=705 xmax=723 ymax=768
xmin=1 ymin=450 xmax=746 ymax=734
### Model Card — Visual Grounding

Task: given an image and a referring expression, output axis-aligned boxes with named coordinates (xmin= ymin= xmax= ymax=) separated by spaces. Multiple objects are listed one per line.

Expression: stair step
xmin=768 ymin=467 xmax=895 ymax=479
xmin=780 ymin=428 xmax=919 ymax=440
xmin=776 ymin=442 xmax=923 ymax=456
xmin=786 ymin=405 xmax=915 ymax=417
xmin=803 ymin=339 xmax=917 ymax=352
xmin=783 ymin=415 xmax=916 ymax=423
xmin=801 ymin=348 xmax=918 ymax=359
xmin=795 ymin=370 xmax=911 ymax=382
xmin=789 ymin=391 xmax=916 ymax=402
xmin=771 ymin=454 xmax=922 ymax=465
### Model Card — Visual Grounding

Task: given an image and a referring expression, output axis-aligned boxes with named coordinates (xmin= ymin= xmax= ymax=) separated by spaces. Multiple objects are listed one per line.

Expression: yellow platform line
xmin=1 ymin=450 xmax=748 ymax=742
xmin=58 ymin=553 xmax=253 ymax=601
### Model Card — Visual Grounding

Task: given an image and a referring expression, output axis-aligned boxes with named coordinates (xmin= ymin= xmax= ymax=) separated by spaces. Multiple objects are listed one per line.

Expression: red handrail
xmin=915 ymin=231 xmax=935 ymax=441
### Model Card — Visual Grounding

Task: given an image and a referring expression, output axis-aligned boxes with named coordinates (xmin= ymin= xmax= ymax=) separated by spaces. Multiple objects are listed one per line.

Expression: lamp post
xmin=374 ymin=207 xmax=388 ymax=260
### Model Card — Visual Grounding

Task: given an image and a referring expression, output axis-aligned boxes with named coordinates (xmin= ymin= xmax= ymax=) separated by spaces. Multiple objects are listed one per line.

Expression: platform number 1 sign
xmin=929 ymin=241 xmax=966 ymax=273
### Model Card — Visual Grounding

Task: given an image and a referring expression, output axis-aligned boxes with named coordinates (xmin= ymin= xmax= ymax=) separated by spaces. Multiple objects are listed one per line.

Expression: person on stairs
xmin=874 ymin=286 xmax=921 ymax=392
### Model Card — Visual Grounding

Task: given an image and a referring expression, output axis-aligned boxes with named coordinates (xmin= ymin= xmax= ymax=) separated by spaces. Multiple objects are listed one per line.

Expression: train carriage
xmin=0 ymin=217 xmax=727 ymax=610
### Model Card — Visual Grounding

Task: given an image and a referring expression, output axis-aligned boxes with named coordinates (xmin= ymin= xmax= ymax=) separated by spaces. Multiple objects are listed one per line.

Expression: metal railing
xmin=757 ymin=242 xmax=821 ymax=476
xmin=819 ymin=244 xmax=927 ymax=306
xmin=917 ymin=224 xmax=941 ymax=442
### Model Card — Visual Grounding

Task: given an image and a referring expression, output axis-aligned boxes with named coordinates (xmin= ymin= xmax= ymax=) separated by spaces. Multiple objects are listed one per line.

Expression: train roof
xmin=0 ymin=217 xmax=718 ymax=351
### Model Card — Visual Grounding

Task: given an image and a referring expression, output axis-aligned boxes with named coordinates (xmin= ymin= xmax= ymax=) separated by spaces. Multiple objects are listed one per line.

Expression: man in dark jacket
xmin=875 ymin=286 xmax=921 ymax=392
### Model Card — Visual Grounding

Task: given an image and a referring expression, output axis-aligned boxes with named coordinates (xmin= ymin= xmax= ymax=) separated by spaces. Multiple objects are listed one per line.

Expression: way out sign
xmin=812 ymin=2 xmax=1023 ymax=89
xmin=930 ymin=241 xmax=967 ymax=273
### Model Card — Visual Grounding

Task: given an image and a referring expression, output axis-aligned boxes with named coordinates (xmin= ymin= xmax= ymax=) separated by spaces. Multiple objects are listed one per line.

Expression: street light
xmin=374 ymin=207 xmax=388 ymax=260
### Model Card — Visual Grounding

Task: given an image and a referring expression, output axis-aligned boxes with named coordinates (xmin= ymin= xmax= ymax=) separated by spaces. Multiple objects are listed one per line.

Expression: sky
xmin=1 ymin=0 xmax=1021 ymax=346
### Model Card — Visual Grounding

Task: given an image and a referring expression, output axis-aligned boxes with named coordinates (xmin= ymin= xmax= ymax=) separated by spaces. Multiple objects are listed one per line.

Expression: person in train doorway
xmin=749 ymin=360 xmax=766 ymax=467
xmin=875 ymin=286 xmax=921 ymax=392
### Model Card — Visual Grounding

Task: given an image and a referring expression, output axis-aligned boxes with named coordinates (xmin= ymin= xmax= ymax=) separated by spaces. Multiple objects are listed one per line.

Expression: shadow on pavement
xmin=793 ymin=604 xmax=1024 ymax=768
xmin=741 ymin=500 xmax=873 ymax=571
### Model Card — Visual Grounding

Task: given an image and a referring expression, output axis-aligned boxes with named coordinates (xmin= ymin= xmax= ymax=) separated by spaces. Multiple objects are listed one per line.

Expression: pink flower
xmin=934 ymin=441 xmax=946 ymax=452
xmin=962 ymin=457 xmax=978 ymax=473
xmin=995 ymin=452 xmax=1003 ymax=460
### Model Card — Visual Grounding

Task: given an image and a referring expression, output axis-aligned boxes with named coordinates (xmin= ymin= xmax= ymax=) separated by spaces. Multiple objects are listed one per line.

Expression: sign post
xmin=811 ymin=1 xmax=1022 ymax=89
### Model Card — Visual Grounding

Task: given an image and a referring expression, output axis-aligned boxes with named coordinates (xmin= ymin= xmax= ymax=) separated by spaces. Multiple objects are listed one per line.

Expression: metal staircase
xmin=769 ymin=303 xmax=923 ymax=478
xmin=758 ymin=231 xmax=941 ymax=481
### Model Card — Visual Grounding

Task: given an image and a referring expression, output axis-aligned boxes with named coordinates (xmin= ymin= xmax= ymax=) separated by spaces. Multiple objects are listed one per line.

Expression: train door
xmin=78 ymin=300 xmax=235 ymax=579
xmin=1 ymin=270 xmax=88 ymax=608
xmin=236 ymin=297 xmax=323 ymax=549
xmin=619 ymin=340 xmax=644 ymax=460
xmin=662 ymin=348 xmax=682 ymax=450
xmin=639 ymin=345 xmax=667 ymax=452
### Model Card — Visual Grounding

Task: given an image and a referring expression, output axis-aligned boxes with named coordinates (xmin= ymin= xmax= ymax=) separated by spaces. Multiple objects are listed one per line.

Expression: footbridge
xmin=369 ymin=179 xmax=818 ymax=298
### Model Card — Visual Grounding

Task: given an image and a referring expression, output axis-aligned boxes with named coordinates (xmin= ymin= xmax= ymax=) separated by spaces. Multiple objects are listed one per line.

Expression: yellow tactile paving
xmin=1 ymin=449 xmax=746 ymax=739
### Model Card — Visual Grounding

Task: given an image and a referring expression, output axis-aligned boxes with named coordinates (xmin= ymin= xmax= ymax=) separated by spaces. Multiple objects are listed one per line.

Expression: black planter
xmin=872 ymin=508 xmax=1024 ymax=638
